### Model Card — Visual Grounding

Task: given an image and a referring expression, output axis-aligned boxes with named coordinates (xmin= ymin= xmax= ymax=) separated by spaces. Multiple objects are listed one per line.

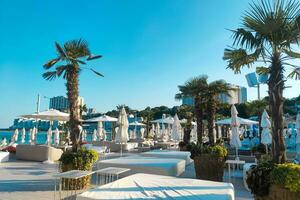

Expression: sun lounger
xmin=141 ymin=149 xmax=192 ymax=165
xmin=0 ymin=151 xmax=9 ymax=163
xmin=97 ymin=155 xmax=186 ymax=177
xmin=78 ymin=173 xmax=235 ymax=200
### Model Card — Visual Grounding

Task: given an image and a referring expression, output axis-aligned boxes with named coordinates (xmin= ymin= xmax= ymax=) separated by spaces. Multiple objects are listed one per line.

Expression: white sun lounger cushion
xmin=78 ymin=173 xmax=235 ymax=200
xmin=141 ymin=150 xmax=192 ymax=165
xmin=97 ymin=155 xmax=186 ymax=177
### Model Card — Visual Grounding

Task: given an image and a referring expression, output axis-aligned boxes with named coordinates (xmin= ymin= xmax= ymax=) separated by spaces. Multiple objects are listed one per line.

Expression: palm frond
xmin=287 ymin=67 xmax=300 ymax=79
xmin=55 ymin=42 xmax=66 ymax=59
xmin=90 ymin=68 xmax=104 ymax=77
xmin=87 ymin=54 xmax=102 ymax=61
xmin=283 ymin=49 xmax=300 ymax=58
xmin=42 ymin=71 xmax=57 ymax=81
xmin=43 ymin=58 xmax=60 ymax=69
xmin=256 ymin=66 xmax=270 ymax=75
xmin=64 ymin=39 xmax=90 ymax=59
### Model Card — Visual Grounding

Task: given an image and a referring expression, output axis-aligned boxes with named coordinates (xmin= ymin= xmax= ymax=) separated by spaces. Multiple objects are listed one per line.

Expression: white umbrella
xmin=21 ymin=109 xmax=69 ymax=121
xmin=13 ymin=129 xmax=19 ymax=143
xmin=103 ymin=129 xmax=107 ymax=141
xmin=21 ymin=128 xmax=26 ymax=144
xmin=296 ymin=113 xmax=300 ymax=157
xmin=46 ymin=128 xmax=52 ymax=146
xmin=171 ymin=114 xmax=182 ymax=141
xmin=129 ymin=121 xmax=146 ymax=126
xmin=116 ymin=107 xmax=129 ymax=156
xmin=140 ymin=127 xmax=145 ymax=139
xmin=151 ymin=116 xmax=174 ymax=124
xmin=190 ymin=124 xmax=197 ymax=142
xmin=230 ymin=105 xmax=242 ymax=159
xmin=28 ymin=128 xmax=33 ymax=144
xmin=148 ymin=124 xmax=155 ymax=138
xmin=82 ymin=130 xmax=87 ymax=142
xmin=155 ymin=123 xmax=161 ymax=139
xmin=129 ymin=130 xmax=135 ymax=139
xmin=97 ymin=121 xmax=104 ymax=140
xmin=93 ymin=129 xmax=98 ymax=141
xmin=261 ymin=110 xmax=272 ymax=153
xmin=216 ymin=117 xmax=259 ymax=125
xmin=85 ymin=115 xmax=118 ymax=122
xmin=31 ymin=127 xmax=37 ymax=144
xmin=54 ymin=128 xmax=60 ymax=146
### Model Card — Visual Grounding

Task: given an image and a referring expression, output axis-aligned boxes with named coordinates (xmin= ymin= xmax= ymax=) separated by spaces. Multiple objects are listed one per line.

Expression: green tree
xmin=175 ymin=75 xmax=208 ymax=145
xmin=206 ymin=80 xmax=231 ymax=145
xmin=43 ymin=39 xmax=103 ymax=151
xmin=223 ymin=0 xmax=300 ymax=163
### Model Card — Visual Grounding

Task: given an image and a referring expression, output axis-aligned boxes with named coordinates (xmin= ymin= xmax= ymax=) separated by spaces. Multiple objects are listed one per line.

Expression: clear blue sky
xmin=0 ymin=0 xmax=299 ymax=128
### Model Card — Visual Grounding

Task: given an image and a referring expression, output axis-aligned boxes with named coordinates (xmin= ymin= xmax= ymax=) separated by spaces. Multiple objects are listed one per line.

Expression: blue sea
xmin=0 ymin=130 xmax=96 ymax=145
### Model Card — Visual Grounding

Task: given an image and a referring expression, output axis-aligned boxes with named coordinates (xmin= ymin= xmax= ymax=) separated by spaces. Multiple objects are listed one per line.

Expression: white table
xmin=94 ymin=167 xmax=130 ymax=185
xmin=225 ymin=159 xmax=245 ymax=182
xmin=53 ymin=170 xmax=94 ymax=200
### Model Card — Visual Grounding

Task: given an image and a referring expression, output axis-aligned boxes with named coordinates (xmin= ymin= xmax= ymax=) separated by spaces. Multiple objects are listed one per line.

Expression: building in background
xmin=182 ymin=84 xmax=247 ymax=106
xmin=49 ymin=96 xmax=84 ymax=112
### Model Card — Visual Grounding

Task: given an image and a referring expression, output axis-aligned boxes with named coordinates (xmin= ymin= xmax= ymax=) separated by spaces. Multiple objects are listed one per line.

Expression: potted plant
xmin=178 ymin=141 xmax=187 ymax=151
xmin=187 ymin=143 xmax=227 ymax=181
xmin=246 ymin=156 xmax=275 ymax=200
xmin=59 ymin=147 xmax=98 ymax=190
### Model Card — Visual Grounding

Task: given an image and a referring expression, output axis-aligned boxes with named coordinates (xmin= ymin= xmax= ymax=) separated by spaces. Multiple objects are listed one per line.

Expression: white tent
xmin=116 ymin=107 xmax=129 ymax=156
xmin=46 ymin=128 xmax=52 ymax=146
xmin=261 ymin=110 xmax=272 ymax=153
xmin=21 ymin=128 xmax=26 ymax=144
xmin=54 ymin=128 xmax=60 ymax=146
xmin=21 ymin=109 xmax=69 ymax=121
xmin=171 ymin=114 xmax=182 ymax=141
xmin=230 ymin=105 xmax=242 ymax=159
xmin=216 ymin=117 xmax=258 ymax=125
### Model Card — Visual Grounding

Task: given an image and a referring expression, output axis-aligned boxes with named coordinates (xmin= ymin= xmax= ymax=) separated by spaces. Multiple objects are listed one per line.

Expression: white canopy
xmin=85 ymin=115 xmax=118 ymax=122
xmin=21 ymin=109 xmax=69 ymax=121
xmin=151 ymin=116 xmax=174 ymax=124
xmin=216 ymin=117 xmax=258 ymax=125
xmin=129 ymin=121 xmax=146 ymax=126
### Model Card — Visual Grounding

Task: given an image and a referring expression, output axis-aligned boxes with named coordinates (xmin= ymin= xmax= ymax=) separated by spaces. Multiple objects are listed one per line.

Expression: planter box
xmin=193 ymin=154 xmax=225 ymax=181
xmin=255 ymin=185 xmax=300 ymax=200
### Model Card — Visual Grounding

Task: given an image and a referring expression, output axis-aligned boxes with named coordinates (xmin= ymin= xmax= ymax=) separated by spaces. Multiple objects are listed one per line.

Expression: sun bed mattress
xmin=141 ymin=150 xmax=192 ymax=165
xmin=78 ymin=173 xmax=235 ymax=200
xmin=97 ymin=155 xmax=185 ymax=177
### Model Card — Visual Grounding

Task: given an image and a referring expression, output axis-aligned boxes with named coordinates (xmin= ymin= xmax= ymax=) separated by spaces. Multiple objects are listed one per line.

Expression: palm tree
xmin=43 ymin=39 xmax=103 ymax=151
xmin=205 ymin=80 xmax=231 ymax=145
xmin=175 ymin=75 xmax=208 ymax=145
xmin=223 ymin=0 xmax=300 ymax=163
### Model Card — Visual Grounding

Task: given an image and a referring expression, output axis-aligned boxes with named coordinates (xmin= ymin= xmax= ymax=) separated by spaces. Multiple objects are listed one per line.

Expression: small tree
xmin=43 ymin=39 xmax=103 ymax=151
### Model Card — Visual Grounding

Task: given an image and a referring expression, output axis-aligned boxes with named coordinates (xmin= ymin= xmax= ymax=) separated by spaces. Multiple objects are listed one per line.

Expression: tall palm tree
xmin=205 ymin=80 xmax=231 ymax=145
xmin=223 ymin=0 xmax=300 ymax=163
xmin=175 ymin=75 xmax=208 ymax=145
xmin=43 ymin=39 xmax=103 ymax=151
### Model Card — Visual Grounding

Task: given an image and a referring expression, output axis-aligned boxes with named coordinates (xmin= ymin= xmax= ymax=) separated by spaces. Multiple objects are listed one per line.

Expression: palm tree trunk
xmin=268 ymin=52 xmax=286 ymax=163
xmin=66 ymin=67 xmax=81 ymax=152
xmin=207 ymin=96 xmax=216 ymax=145
xmin=195 ymin=96 xmax=203 ymax=145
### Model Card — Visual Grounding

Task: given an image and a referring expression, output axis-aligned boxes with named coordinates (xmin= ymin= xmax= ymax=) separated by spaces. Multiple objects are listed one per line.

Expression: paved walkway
xmin=0 ymin=158 xmax=253 ymax=200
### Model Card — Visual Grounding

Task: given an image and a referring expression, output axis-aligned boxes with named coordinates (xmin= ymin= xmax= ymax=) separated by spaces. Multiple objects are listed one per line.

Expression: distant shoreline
xmin=0 ymin=128 xmax=11 ymax=131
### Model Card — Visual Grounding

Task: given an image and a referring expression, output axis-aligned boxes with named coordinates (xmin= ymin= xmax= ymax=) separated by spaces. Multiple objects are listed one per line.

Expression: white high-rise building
xmin=49 ymin=96 xmax=85 ymax=112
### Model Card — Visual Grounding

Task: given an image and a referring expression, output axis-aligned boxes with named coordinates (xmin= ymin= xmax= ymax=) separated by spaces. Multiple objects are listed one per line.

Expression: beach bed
xmin=141 ymin=150 xmax=192 ymax=165
xmin=78 ymin=173 xmax=234 ymax=200
xmin=97 ymin=155 xmax=186 ymax=177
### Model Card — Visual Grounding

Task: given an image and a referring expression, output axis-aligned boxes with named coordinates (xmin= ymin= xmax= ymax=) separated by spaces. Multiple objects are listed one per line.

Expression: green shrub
xmin=187 ymin=143 xmax=227 ymax=159
xmin=271 ymin=163 xmax=300 ymax=192
xmin=59 ymin=147 xmax=98 ymax=171
xmin=246 ymin=157 xmax=275 ymax=197
xmin=251 ymin=143 xmax=266 ymax=154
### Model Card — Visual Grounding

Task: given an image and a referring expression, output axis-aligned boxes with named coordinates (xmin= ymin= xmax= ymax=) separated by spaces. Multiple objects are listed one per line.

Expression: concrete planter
xmin=254 ymin=185 xmax=300 ymax=200
xmin=193 ymin=154 xmax=225 ymax=181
